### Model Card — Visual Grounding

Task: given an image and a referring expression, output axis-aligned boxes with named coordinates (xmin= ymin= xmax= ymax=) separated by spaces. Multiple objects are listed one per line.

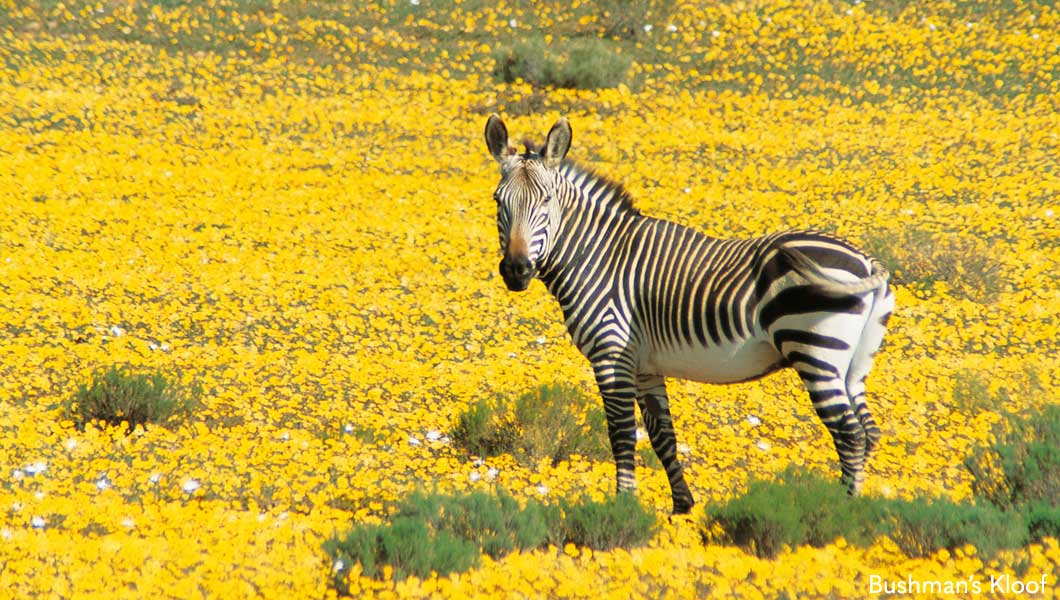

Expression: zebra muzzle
xmin=499 ymin=256 xmax=535 ymax=291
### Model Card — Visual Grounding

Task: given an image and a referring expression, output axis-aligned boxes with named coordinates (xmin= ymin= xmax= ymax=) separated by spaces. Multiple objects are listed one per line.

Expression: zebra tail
xmin=781 ymin=247 xmax=890 ymax=297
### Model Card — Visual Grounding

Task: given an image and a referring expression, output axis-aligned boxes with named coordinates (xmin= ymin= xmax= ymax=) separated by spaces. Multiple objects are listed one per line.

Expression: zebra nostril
xmin=513 ymin=257 xmax=533 ymax=278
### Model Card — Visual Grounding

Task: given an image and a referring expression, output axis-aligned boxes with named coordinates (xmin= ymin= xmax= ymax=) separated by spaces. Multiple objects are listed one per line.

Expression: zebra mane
xmin=557 ymin=160 xmax=641 ymax=216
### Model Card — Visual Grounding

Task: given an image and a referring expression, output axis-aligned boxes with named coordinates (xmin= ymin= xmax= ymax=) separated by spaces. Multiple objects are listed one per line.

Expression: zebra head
xmin=484 ymin=114 xmax=571 ymax=291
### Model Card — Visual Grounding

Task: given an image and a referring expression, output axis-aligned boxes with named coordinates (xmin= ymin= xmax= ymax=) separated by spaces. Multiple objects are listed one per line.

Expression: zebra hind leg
xmin=789 ymin=356 xmax=868 ymax=495
xmin=635 ymin=374 xmax=694 ymax=515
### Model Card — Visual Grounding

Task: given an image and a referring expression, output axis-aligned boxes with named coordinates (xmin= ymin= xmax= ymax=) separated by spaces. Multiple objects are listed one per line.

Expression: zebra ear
xmin=485 ymin=114 xmax=513 ymax=164
xmin=543 ymin=117 xmax=571 ymax=168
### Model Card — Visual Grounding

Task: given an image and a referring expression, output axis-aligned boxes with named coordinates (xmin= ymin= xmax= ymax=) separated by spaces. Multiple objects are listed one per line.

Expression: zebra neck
xmin=537 ymin=189 xmax=642 ymax=305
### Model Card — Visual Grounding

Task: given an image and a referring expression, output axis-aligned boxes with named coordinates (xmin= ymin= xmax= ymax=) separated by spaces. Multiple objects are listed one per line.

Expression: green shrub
xmin=703 ymin=468 xmax=888 ymax=558
xmin=324 ymin=488 xmax=654 ymax=592
xmin=451 ymin=383 xmax=610 ymax=466
xmin=64 ymin=365 xmax=200 ymax=433
xmin=887 ymin=498 xmax=1026 ymax=559
xmin=859 ymin=224 xmax=1005 ymax=303
xmin=450 ymin=397 xmax=519 ymax=458
xmin=397 ymin=489 xmax=563 ymax=559
xmin=323 ymin=518 xmax=478 ymax=590
xmin=966 ymin=404 xmax=1060 ymax=512
xmin=560 ymin=492 xmax=656 ymax=550
xmin=1024 ymin=503 xmax=1060 ymax=542
xmin=493 ymin=35 xmax=631 ymax=90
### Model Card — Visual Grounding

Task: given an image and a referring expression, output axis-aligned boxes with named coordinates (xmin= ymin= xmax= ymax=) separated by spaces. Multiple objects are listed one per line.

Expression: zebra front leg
xmin=593 ymin=359 xmax=639 ymax=497
xmin=636 ymin=374 xmax=694 ymax=515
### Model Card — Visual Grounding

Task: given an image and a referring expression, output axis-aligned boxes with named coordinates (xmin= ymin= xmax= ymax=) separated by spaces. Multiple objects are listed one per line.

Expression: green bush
xmin=323 ymin=518 xmax=478 ymax=590
xmin=324 ymin=488 xmax=654 ymax=592
xmin=1024 ymin=503 xmax=1060 ymax=542
xmin=561 ymin=492 xmax=656 ymax=550
xmin=64 ymin=365 xmax=200 ymax=433
xmin=966 ymin=404 xmax=1060 ymax=512
xmin=858 ymin=224 xmax=1005 ymax=303
xmin=702 ymin=468 xmax=888 ymax=558
xmin=397 ymin=489 xmax=563 ymax=559
xmin=451 ymin=383 xmax=610 ymax=466
xmin=887 ymin=498 xmax=1026 ymax=559
xmin=493 ymin=35 xmax=631 ymax=90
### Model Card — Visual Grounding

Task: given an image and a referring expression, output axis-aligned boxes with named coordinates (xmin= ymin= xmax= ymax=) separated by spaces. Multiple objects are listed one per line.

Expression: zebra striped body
xmin=485 ymin=116 xmax=893 ymax=514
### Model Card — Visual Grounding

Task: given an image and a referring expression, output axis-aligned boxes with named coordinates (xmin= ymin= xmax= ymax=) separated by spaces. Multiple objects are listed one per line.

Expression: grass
xmin=324 ymin=488 xmax=655 ymax=591
xmin=63 ymin=365 xmax=200 ymax=433
xmin=451 ymin=382 xmax=610 ymax=466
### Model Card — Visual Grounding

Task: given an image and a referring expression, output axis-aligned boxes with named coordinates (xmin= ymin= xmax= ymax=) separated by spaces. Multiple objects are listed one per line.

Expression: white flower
xmin=409 ymin=0 xmax=419 ymax=4
xmin=469 ymin=471 xmax=482 ymax=483
xmin=536 ymin=483 xmax=548 ymax=495
xmin=425 ymin=430 xmax=442 ymax=441
xmin=149 ymin=473 xmax=161 ymax=484
xmin=0 ymin=529 xmax=11 ymax=540
xmin=635 ymin=428 xmax=648 ymax=441
xmin=756 ymin=440 xmax=771 ymax=451
xmin=30 ymin=516 xmax=45 ymax=529
xmin=333 ymin=559 xmax=346 ymax=572
xmin=678 ymin=443 xmax=691 ymax=455
xmin=746 ymin=415 xmax=761 ymax=426
xmin=487 ymin=467 xmax=500 ymax=480
xmin=344 ymin=423 xmax=354 ymax=433
xmin=182 ymin=479 xmax=200 ymax=493
xmin=407 ymin=435 xmax=422 ymax=447
xmin=24 ymin=461 xmax=47 ymax=475
xmin=122 ymin=518 xmax=136 ymax=528
xmin=667 ymin=24 xmax=677 ymax=32
xmin=65 ymin=438 xmax=77 ymax=450
xmin=109 ymin=325 xmax=126 ymax=337
xmin=535 ymin=336 xmax=547 ymax=345
xmin=508 ymin=18 xmax=517 ymax=28
xmin=643 ymin=24 xmax=653 ymax=33
xmin=96 ymin=476 xmax=111 ymax=491
xmin=712 ymin=30 xmax=721 ymax=38
xmin=11 ymin=469 xmax=23 ymax=480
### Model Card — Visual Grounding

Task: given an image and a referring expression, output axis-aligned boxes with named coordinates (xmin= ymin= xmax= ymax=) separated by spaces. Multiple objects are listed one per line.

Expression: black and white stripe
xmin=485 ymin=116 xmax=893 ymax=514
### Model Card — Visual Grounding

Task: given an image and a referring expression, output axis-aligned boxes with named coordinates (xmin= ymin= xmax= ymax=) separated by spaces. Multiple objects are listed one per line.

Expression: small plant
xmin=887 ymin=498 xmax=1026 ymax=559
xmin=451 ymin=383 xmax=610 ymax=466
xmin=396 ymin=489 xmax=563 ymax=559
xmin=64 ymin=365 xmax=200 ymax=433
xmin=859 ymin=224 xmax=1005 ymax=303
xmin=1024 ymin=503 xmax=1060 ymax=542
xmin=493 ymin=35 xmax=631 ymax=90
xmin=966 ymin=403 xmax=1060 ymax=512
xmin=702 ymin=468 xmax=888 ymax=558
xmin=323 ymin=519 xmax=478 ymax=590
xmin=324 ymin=488 xmax=654 ymax=593
xmin=560 ymin=492 xmax=657 ymax=550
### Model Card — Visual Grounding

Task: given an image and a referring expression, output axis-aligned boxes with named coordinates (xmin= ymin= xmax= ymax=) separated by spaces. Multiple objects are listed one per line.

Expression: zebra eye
xmin=493 ymin=191 xmax=501 ymax=203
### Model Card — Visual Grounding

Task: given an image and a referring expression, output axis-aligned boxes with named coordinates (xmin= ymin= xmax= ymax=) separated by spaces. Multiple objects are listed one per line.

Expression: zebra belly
xmin=644 ymin=339 xmax=785 ymax=384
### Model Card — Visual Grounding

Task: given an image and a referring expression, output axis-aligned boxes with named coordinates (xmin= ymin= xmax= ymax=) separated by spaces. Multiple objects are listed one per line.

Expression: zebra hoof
xmin=672 ymin=500 xmax=694 ymax=516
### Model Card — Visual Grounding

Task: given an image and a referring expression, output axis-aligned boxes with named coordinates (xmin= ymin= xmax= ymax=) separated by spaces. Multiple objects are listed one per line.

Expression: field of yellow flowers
xmin=2 ymin=0 xmax=1059 ymax=597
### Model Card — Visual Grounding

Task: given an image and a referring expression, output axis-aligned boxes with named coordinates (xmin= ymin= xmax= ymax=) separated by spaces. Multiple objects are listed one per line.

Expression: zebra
xmin=483 ymin=114 xmax=893 ymax=514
